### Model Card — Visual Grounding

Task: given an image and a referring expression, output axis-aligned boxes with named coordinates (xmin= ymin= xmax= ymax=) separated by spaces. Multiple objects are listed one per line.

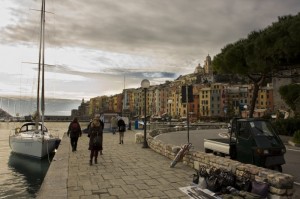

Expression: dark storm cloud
xmin=42 ymin=63 xmax=176 ymax=80
xmin=2 ymin=0 xmax=300 ymax=65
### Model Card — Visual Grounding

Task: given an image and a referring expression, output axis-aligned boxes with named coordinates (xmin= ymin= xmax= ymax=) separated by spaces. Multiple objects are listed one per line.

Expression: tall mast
xmin=36 ymin=0 xmax=45 ymax=132
xmin=41 ymin=0 xmax=46 ymax=134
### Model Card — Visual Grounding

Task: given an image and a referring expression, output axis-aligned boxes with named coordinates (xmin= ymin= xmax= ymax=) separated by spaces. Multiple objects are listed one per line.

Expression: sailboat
xmin=9 ymin=0 xmax=61 ymax=159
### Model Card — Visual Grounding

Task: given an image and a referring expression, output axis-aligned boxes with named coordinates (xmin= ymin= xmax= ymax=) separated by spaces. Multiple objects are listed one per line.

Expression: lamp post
xmin=141 ymin=79 xmax=150 ymax=148
xmin=167 ymin=99 xmax=172 ymax=126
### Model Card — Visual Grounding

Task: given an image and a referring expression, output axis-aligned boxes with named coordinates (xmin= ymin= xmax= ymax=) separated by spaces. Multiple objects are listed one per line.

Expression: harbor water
xmin=0 ymin=122 xmax=68 ymax=199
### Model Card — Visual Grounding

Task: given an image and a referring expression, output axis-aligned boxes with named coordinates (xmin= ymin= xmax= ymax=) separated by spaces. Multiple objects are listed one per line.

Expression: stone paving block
xmin=68 ymin=190 xmax=85 ymax=197
xmin=82 ymin=184 xmax=99 ymax=191
xmin=136 ymin=174 xmax=152 ymax=180
xmin=133 ymin=189 xmax=152 ymax=198
xmin=107 ymin=187 xmax=127 ymax=196
xmin=99 ymin=196 xmax=118 ymax=199
xmin=156 ymin=184 xmax=178 ymax=191
xmin=134 ymin=183 xmax=150 ymax=190
xmin=164 ymin=189 xmax=187 ymax=198
xmin=80 ymin=195 xmax=99 ymax=199
xmin=156 ymin=178 xmax=171 ymax=185
xmin=102 ymin=173 xmax=116 ymax=180
xmin=144 ymin=179 xmax=160 ymax=186
xmin=109 ymin=178 xmax=126 ymax=186
xmin=121 ymin=184 xmax=139 ymax=193
xmin=97 ymin=181 xmax=113 ymax=189
xmin=147 ymin=188 xmax=166 ymax=197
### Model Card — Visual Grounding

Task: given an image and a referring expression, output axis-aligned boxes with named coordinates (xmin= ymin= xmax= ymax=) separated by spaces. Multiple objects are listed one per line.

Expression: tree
xmin=212 ymin=13 xmax=300 ymax=117
xmin=279 ymin=84 xmax=300 ymax=113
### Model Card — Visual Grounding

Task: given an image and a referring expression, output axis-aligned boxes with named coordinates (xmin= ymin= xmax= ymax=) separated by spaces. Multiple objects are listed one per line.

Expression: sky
xmin=1 ymin=0 xmax=300 ymax=101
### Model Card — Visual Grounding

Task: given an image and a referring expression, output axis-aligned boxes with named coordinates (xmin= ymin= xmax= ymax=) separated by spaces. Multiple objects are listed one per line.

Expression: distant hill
xmin=0 ymin=108 xmax=12 ymax=118
xmin=0 ymin=97 xmax=81 ymax=116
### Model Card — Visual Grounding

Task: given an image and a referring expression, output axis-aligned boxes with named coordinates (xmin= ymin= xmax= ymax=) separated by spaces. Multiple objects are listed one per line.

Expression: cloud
xmin=3 ymin=0 xmax=299 ymax=60
xmin=1 ymin=0 xmax=299 ymax=100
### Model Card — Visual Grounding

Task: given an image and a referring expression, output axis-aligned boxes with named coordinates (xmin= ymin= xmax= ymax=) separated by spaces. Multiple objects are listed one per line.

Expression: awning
xmin=255 ymin=109 xmax=267 ymax=113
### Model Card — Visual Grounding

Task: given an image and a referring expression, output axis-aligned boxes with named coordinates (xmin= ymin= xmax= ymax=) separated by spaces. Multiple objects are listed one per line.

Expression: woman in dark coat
xmin=88 ymin=117 xmax=103 ymax=165
xmin=67 ymin=117 xmax=82 ymax=152
xmin=117 ymin=117 xmax=126 ymax=144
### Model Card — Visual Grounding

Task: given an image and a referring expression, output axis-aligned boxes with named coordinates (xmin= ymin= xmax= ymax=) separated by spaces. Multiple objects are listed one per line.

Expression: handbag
xmin=205 ymin=167 xmax=222 ymax=192
xmin=251 ymin=181 xmax=269 ymax=198
xmin=205 ymin=175 xmax=221 ymax=192
xmin=192 ymin=173 xmax=199 ymax=184
xmin=93 ymin=134 xmax=101 ymax=147
xmin=219 ymin=170 xmax=236 ymax=187
xmin=198 ymin=164 xmax=209 ymax=178
xmin=235 ymin=171 xmax=252 ymax=192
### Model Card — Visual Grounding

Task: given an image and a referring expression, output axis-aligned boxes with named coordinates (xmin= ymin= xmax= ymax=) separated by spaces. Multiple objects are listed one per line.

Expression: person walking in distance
xmin=117 ymin=116 xmax=126 ymax=144
xmin=88 ymin=117 xmax=103 ymax=165
xmin=99 ymin=115 xmax=104 ymax=155
xmin=110 ymin=116 xmax=118 ymax=135
xmin=67 ymin=117 xmax=82 ymax=152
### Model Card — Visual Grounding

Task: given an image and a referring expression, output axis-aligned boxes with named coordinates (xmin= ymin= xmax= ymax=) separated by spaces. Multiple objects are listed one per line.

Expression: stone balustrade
xmin=135 ymin=129 xmax=295 ymax=199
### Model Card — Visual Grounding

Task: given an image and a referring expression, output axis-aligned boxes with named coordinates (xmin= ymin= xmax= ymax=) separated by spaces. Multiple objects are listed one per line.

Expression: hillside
xmin=0 ymin=108 xmax=12 ymax=118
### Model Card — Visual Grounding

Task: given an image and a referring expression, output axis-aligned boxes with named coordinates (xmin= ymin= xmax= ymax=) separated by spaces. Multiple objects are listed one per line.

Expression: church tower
xmin=204 ymin=54 xmax=212 ymax=74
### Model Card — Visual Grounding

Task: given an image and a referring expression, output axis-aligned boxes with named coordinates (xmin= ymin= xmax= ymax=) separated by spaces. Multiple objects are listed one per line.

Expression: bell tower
xmin=204 ymin=54 xmax=212 ymax=74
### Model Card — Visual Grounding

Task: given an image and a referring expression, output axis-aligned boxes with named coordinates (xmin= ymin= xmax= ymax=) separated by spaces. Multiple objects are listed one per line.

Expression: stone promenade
xmin=37 ymin=130 xmax=194 ymax=199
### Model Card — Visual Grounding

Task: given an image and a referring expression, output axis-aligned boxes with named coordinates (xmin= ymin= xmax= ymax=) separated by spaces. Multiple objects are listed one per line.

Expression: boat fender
xmin=15 ymin=127 xmax=21 ymax=134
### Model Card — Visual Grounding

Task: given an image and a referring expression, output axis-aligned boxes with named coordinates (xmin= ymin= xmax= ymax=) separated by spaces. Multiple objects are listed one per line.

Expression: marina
xmin=0 ymin=122 xmax=66 ymax=198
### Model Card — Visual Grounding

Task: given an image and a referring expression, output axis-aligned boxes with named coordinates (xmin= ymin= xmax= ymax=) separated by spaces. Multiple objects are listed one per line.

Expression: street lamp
xmin=141 ymin=79 xmax=150 ymax=148
xmin=167 ymin=99 xmax=172 ymax=126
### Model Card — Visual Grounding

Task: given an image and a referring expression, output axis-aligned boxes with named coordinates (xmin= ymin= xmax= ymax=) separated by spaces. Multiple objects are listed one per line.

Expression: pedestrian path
xmin=37 ymin=130 xmax=195 ymax=199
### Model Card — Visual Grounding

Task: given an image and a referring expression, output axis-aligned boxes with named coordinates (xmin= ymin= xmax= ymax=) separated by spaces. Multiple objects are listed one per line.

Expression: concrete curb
xmin=288 ymin=140 xmax=300 ymax=147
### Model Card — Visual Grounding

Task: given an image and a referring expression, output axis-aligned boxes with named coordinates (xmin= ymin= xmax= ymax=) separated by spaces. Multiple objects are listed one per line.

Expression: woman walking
xmin=117 ymin=116 xmax=126 ymax=144
xmin=67 ymin=117 xmax=82 ymax=152
xmin=88 ymin=116 xmax=103 ymax=165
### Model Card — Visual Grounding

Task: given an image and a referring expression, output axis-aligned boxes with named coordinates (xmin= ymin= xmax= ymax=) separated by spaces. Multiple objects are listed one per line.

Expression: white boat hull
xmin=9 ymin=135 xmax=59 ymax=159
xmin=9 ymin=122 xmax=60 ymax=160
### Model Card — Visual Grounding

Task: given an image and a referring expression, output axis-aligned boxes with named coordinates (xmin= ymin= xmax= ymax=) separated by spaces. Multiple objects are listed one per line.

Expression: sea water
xmin=0 ymin=122 xmax=68 ymax=199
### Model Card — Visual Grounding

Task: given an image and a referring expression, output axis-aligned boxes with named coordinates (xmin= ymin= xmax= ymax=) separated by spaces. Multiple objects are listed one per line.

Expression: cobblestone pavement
xmin=37 ymin=130 xmax=194 ymax=199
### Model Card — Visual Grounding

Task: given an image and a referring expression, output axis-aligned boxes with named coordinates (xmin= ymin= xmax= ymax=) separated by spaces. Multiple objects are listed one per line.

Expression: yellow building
xmin=199 ymin=87 xmax=211 ymax=117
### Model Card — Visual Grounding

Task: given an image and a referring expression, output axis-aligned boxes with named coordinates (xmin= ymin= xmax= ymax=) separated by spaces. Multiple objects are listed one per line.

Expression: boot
xmin=89 ymin=159 xmax=92 ymax=165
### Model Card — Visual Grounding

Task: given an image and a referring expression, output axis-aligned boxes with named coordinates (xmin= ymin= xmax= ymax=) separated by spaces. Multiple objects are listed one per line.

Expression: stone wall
xmin=136 ymin=130 xmax=295 ymax=199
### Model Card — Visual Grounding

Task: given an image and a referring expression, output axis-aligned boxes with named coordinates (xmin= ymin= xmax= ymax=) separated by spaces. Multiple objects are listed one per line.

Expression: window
xmin=238 ymin=122 xmax=251 ymax=139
